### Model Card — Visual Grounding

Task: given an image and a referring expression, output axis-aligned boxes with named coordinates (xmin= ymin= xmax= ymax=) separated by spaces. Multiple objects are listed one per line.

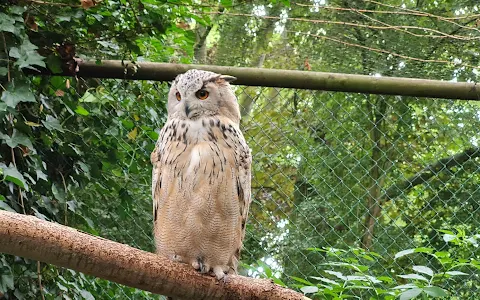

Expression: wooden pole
xmin=33 ymin=60 xmax=480 ymax=100
xmin=0 ymin=211 xmax=308 ymax=300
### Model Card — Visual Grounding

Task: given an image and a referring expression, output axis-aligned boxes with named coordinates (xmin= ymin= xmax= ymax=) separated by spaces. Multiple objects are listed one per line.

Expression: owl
xmin=151 ymin=69 xmax=252 ymax=281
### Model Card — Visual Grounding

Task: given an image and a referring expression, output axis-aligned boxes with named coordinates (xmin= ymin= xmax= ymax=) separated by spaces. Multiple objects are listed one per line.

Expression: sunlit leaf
xmin=300 ymin=286 xmax=318 ymax=294
xmin=9 ymin=39 xmax=46 ymax=70
xmin=399 ymin=288 xmax=422 ymax=300
xmin=412 ymin=265 xmax=434 ymax=277
xmin=127 ymin=127 xmax=138 ymax=140
xmin=0 ymin=274 xmax=14 ymax=291
xmin=445 ymin=271 xmax=468 ymax=276
xmin=79 ymin=91 xmax=99 ymax=103
xmin=398 ymin=274 xmax=429 ymax=282
xmin=42 ymin=115 xmax=64 ymax=132
xmin=0 ymin=198 xmax=15 ymax=212
xmin=1 ymin=84 xmax=36 ymax=107
xmin=75 ymin=105 xmax=90 ymax=116
xmin=0 ymin=163 xmax=28 ymax=191
xmin=395 ymin=249 xmax=414 ymax=259
xmin=424 ymin=286 xmax=448 ymax=297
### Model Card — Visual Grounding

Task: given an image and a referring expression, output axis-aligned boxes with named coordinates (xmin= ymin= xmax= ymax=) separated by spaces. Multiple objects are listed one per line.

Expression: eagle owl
xmin=151 ymin=69 xmax=252 ymax=281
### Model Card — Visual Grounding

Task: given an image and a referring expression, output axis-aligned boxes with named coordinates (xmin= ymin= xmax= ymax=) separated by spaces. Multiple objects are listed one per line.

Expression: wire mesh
xmin=33 ymin=74 xmax=480 ymax=299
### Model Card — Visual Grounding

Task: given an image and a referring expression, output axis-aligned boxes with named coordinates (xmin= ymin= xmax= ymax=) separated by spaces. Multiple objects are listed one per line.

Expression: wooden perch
xmin=30 ymin=60 xmax=480 ymax=100
xmin=0 ymin=211 xmax=308 ymax=300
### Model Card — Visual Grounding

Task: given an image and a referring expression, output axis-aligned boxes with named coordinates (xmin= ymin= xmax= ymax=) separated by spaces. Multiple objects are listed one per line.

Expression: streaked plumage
xmin=151 ymin=69 xmax=251 ymax=280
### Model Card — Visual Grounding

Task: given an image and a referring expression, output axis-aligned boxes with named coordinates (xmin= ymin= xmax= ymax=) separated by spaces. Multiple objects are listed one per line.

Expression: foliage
xmin=246 ymin=230 xmax=480 ymax=299
xmin=0 ymin=0 xmax=189 ymax=298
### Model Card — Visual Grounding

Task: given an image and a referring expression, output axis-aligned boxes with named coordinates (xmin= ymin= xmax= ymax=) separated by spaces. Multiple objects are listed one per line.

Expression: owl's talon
xmin=191 ymin=260 xmax=200 ymax=270
xmin=200 ymin=263 xmax=210 ymax=274
xmin=213 ymin=266 xmax=228 ymax=281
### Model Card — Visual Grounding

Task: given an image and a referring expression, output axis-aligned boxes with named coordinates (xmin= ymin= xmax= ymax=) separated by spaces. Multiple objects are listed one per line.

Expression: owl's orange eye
xmin=175 ymin=92 xmax=181 ymax=101
xmin=195 ymin=89 xmax=209 ymax=100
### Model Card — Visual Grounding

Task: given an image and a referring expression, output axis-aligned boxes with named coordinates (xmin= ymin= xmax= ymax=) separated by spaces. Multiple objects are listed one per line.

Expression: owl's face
xmin=167 ymin=69 xmax=240 ymax=123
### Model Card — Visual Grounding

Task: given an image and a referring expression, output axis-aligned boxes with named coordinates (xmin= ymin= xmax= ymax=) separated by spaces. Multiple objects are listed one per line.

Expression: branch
xmin=293 ymin=2 xmax=480 ymax=22
xmin=25 ymin=60 xmax=480 ymax=100
xmin=383 ymin=147 xmax=480 ymax=201
xmin=200 ymin=11 xmax=479 ymax=40
xmin=0 ymin=211 xmax=307 ymax=300
xmin=287 ymin=30 xmax=477 ymax=69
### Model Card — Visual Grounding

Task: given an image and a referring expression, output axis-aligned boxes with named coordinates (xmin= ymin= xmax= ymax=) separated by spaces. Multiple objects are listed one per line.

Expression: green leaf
xmin=0 ymin=198 xmax=15 ymax=212
xmin=424 ymin=286 xmax=448 ymax=297
xmin=9 ymin=39 xmax=46 ymax=70
xmin=445 ymin=271 xmax=468 ymax=276
xmin=0 ymin=67 xmax=8 ymax=77
xmin=0 ymin=163 xmax=28 ymax=191
xmin=46 ymin=54 xmax=63 ymax=74
xmin=434 ymin=251 xmax=450 ymax=258
xmin=399 ymin=288 xmax=423 ymax=300
xmin=272 ymin=277 xmax=286 ymax=287
xmin=52 ymin=183 xmax=66 ymax=202
xmin=289 ymin=276 xmax=312 ymax=285
xmin=310 ymin=276 xmax=340 ymax=286
xmin=36 ymin=169 xmax=48 ymax=181
xmin=0 ymin=130 xmax=34 ymax=151
xmin=412 ymin=265 xmax=434 ymax=277
xmin=398 ymin=274 xmax=429 ymax=282
xmin=1 ymin=84 xmax=36 ymax=107
xmin=79 ymin=91 xmax=99 ymax=103
xmin=0 ymin=102 xmax=7 ymax=112
xmin=75 ymin=105 xmax=90 ymax=116
xmin=0 ymin=274 xmax=14 ymax=292
xmin=393 ymin=284 xmax=418 ymax=290
xmin=42 ymin=115 xmax=64 ymax=132
xmin=300 ymin=286 xmax=318 ymax=294
xmin=413 ymin=247 xmax=433 ymax=254
xmin=324 ymin=270 xmax=346 ymax=280
xmin=395 ymin=249 xmax=414 ymax=259
xmin=0 ymin=13 xmax=16 ymax=33
xmin=9 ymin=6 xmax=26 ymax=15
xmin=443 ymin=234 xmax=456 ymax=243
xmin=79 ymin=290 xmax=95 ymax=300
xmin=377 ymin=276 xmax=394 ymax=283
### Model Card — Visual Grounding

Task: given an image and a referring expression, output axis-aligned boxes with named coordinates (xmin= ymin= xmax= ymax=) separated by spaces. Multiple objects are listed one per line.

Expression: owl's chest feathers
xmin=159 ymin=117 xmax=244 ymax=178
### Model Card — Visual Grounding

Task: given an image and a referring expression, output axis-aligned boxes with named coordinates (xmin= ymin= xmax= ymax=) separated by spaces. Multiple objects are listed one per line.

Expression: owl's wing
xmin=235 ymin=131 xmax=252 ymax=262
xmin=151 ymin=124 xmax=169 ymax=223
xmin=151 ymin=143 xmax=161 ymax=222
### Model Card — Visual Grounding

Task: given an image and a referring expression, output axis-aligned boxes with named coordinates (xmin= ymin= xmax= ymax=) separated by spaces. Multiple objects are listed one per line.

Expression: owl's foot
xmin=192 ymin=258 xmax=210 ymax=274
xmin=213 ymin=265 xmax=229 ymax=282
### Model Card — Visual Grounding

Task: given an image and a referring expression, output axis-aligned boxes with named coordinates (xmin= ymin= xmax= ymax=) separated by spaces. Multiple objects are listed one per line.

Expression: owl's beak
xmin=184 ymin=103 xmax=191 ymax=117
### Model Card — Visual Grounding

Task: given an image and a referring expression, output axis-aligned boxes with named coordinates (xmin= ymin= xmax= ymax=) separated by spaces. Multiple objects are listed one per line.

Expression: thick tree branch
xmin=0 ymin=211 xmax=307 ymax=300
xmin=383 ymin=147 xmax=480 ymax=201
xmin=27 ymin=60 xmax=480 ymax=100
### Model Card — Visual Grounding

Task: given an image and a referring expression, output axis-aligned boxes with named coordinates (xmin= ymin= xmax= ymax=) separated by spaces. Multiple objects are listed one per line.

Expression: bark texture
xmin=28 ymin=60 xmax=480 ymax=100
xmin=0 ymin=211 xmax=308 ymax=300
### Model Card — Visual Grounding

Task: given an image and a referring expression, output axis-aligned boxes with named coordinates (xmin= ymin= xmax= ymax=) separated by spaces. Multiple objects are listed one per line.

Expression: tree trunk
xmin=361 ymin=96 xmax=387 ymax=250
xmin=194 ymin=25 xmax=213 ymax=64
xmin=0 ymin=211 xmax=307 ymax=300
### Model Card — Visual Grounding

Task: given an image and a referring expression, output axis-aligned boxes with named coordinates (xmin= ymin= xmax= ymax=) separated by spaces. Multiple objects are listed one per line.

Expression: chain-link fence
xmin=30 ymin=73 xmax=478 ymax=298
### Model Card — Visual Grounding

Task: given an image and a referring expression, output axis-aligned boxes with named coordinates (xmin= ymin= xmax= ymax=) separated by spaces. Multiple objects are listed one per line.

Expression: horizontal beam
xmin=34 ymin=60 xmax=480 ymax=100
xmin=0 ymin=211 xmax=307 ymax=300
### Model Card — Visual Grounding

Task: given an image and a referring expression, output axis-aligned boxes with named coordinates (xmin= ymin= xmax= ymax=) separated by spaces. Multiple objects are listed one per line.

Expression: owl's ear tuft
xmin=218 ymin=75 xmax=237 ymax=83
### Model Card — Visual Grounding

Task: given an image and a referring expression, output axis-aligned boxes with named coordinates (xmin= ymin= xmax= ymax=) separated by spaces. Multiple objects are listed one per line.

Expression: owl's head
xmin=167 ymin=69 xmax=240 ymax=123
